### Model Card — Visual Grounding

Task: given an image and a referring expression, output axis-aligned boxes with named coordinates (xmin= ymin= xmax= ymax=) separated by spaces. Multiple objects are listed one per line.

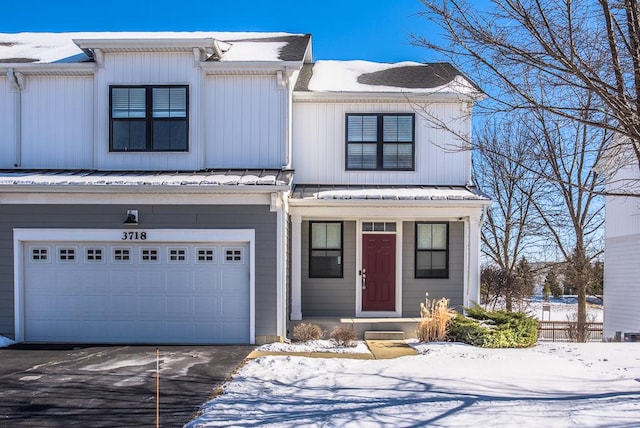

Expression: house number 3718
xmin=122 ymin=231 xmax=147 ymax=240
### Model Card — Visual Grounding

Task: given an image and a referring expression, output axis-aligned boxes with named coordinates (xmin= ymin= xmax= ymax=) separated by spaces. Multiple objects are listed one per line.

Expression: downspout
xmin=279 ymin=66 xmax=293 ymax=171
xmin=7 ymin=68 xmax=25 ymax=168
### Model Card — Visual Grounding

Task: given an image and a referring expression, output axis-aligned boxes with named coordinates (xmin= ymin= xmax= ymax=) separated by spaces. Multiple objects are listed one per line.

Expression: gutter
xmin=7 ymin=68 xmax=25 ymax=168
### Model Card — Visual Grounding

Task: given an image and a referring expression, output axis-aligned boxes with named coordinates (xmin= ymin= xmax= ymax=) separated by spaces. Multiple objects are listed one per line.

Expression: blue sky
xmin=2 ymin=0 xmax=440 ymax=63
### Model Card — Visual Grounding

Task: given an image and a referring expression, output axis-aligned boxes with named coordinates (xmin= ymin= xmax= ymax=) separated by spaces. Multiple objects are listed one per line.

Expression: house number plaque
xmin=121 ymin=231 xmax=148 ymax=241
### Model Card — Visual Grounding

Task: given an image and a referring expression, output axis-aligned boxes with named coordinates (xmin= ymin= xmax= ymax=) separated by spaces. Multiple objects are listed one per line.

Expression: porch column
xmin=290 ymin=214 xmax=303 ymax=320
xmin=465 ymin=214 xmax=482 ymax=307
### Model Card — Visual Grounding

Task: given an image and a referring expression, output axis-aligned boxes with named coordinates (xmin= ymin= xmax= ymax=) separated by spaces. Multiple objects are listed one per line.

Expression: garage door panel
xmin=24 ymin=241 xmax=250 ymax=344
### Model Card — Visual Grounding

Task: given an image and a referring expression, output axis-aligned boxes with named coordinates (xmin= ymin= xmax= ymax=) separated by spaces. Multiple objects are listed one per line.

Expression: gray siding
xmin=0 ymin=204 xmax=277 ymax=339
xmin=402 ymin=221 xmax=464 ymax=315
xmin=604 ymin=234 xmax=640 ymax=338
xmin=301 ymin=221 xmax=357 ymax=317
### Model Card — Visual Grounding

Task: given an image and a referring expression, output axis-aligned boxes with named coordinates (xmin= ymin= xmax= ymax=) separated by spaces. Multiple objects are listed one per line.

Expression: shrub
xmin=417 ymin=293 xmax=457 ymax=342
xmin=292 ymin=323 xmax=323 ymax=342
xmin=330 ymin=326 xmax=357 ymax=347
xmin=447 ymin=305 xmax=538 ymax=348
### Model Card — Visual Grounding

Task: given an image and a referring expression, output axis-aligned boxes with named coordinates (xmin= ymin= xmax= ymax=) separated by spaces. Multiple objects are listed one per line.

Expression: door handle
xmin=362 ymin=268 xmax=366 ymax=290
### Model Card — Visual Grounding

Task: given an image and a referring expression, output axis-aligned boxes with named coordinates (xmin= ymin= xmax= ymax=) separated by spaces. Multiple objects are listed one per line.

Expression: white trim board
xmin=13 ymin=228 xmax=256 ymax=344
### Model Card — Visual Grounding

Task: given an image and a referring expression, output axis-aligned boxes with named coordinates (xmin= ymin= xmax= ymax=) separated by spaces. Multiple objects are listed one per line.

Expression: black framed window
xmin=110 ymin=85 xmax=188 ymax=152
xmin=346 ymin=113 xmax=414 ymax=170
xmin=415 ymin=222 xmax=449 ymax=278
xmin=309 ymin=222 xmax=343 ymax=278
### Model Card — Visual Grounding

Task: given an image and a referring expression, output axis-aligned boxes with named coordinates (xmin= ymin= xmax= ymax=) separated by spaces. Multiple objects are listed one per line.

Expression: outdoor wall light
xmin=123 ymin=209 xmax=139 ymax=225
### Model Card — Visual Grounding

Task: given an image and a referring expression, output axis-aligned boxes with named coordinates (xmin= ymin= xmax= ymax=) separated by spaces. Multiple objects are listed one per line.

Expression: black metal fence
xmin=537 ymin=321 xmax=604 ymax=342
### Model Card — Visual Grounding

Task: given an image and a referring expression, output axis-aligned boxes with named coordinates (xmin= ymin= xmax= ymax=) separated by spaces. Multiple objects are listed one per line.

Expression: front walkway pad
xmin=365 ymin=340 xmax=418 ymax=359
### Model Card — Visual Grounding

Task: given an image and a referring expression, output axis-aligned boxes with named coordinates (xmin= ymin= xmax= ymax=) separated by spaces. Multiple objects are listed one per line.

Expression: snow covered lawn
xmin=187 ymin=342 xmax=640 ymax=427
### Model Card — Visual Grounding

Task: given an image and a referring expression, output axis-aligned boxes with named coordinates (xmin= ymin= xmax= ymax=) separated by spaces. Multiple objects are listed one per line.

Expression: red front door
xmin=362 ymin=234 xmax=396 ymax=311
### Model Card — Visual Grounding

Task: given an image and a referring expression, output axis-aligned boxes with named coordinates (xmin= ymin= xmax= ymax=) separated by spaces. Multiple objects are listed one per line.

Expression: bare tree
xmin=415 ymin=0 xmax=640 ymax=189
xmin=474 ymin=115 xmax=544 ymax=310
xmin=521 ymin=98 xmax=606 ymax=341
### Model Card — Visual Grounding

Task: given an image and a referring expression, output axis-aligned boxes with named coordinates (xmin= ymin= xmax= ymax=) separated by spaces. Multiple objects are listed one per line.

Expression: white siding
xmin=0 ymin=76 xmax=16 ymax=168
xmin=95 ymin=53 xmax=202 ymax=170
xmin=20 ymin=76 xmax=94 ymax=169
xmin=291 ymin=101 xmax=471 ymax=185
xmin=205 ymin=75 xmax=285 ymax=168
xmin=604 ymin=234 xmax=640 ymax=338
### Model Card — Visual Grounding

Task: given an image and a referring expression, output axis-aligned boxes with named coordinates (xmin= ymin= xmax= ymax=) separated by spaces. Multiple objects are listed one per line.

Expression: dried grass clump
xmin=417 ymin=293 xmax=456 ymax=342
xmin=330 ymin=326 xmax=357 ymax=347
xmin=292 ymin=323 xmax=324 ymax=342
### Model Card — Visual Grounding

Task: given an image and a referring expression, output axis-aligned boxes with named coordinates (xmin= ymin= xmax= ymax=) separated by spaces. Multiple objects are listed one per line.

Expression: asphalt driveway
xmin=0 ymin=344 xmax=253 ymax=427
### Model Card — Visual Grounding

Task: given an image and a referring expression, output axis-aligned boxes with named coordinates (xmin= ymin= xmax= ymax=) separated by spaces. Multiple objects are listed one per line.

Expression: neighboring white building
xmin=0 ymin=32 xmax=489 ymax=345
xmin=600 ymin=140 xmax=640 ymax=339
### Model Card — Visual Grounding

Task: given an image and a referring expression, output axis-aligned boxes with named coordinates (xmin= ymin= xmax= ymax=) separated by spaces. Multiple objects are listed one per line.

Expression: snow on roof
xmin=298 ymin=60 xmax=481 ymax=94
xmin=0 ymin=170 xmax=293 ymax=188
xmin=0 ymin=32 xmax=306 ymax=64
xmin=291 ymin=185 xmax=490 ymax=202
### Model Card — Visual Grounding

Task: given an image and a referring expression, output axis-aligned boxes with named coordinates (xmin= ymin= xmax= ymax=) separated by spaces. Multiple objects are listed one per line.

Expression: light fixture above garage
xmin=123 ymin=209 xmax=138 ymax=225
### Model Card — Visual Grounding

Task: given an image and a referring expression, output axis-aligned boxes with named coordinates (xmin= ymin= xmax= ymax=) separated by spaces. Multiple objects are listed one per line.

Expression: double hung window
xmin=415 ymin=222 xmax=449 ymax=278
xmin=346 ymin=113 xmax=414 ymax=170
xmin=110 ymin=85 xmax=188 ymax=151
xmin=309 ymin=222 xmax=343 ymax=278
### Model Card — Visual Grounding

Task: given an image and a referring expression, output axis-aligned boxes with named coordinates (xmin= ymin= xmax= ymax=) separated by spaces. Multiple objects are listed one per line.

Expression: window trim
xmin=309 ymin=221 xmax=344 ymax=278
xmin=109 ymin=84 xmax=189 ymax=152
xmin=415 ymin=222 xmax=449 ymax=279
xmin=345 ymin=113 xmax=415 ymax=171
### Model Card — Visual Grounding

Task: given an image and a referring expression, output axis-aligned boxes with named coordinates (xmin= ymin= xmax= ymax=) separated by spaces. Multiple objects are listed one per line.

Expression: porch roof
xmin=290 ymin=184 xmax=490 ymax=202
xmin=0 ymin=169 xmax=293 ymax=191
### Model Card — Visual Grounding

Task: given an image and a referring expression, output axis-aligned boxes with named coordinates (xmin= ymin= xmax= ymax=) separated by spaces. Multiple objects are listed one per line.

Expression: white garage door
xmin=23 ymin=241 xmax=250 ymax=344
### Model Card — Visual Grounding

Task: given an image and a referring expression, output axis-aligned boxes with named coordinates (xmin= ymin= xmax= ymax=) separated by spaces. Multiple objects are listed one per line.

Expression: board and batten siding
xmin=402 ymin=221 xmax=464 ymax=314
xmin=0 ymin=204 xmax=277 ymax=339
xmin=0 ymin=76 xmax=16 ymax=168
xmin=205 ymin=75 xmax=286 ymax=168
xmin=94 ymin=53 xmax=203 ymax=171
xmin=603 ymin=234 xmax=640 ymax=339
xmin=291 ymin=101 xmax=471 ymax=185
xmin=0 ymin=76 xmax=94 ymax=169
xmin=301 ymin=221 xmax=357 ymax=317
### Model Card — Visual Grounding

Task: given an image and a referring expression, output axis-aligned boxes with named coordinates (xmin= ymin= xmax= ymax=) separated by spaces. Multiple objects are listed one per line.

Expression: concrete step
xmin=364 ymin=331 xmax=405 ymax=340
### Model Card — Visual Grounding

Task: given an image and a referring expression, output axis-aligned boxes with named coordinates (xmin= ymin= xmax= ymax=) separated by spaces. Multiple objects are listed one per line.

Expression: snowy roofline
xmin=0 ymin=169 xmax=293 ymax=189
xmin=0 ymin=31 xmax=310 ymax=64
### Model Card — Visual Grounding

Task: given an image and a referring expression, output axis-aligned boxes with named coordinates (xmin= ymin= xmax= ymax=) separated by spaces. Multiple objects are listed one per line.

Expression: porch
xmin=289 ymin=317 xmax=422 ymax=340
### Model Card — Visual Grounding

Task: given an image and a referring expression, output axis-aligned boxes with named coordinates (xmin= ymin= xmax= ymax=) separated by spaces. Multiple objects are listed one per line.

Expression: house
xmin=0 ymin=32 xmax=489 ymax=345
xmin=599 ymin=139 xmax=640 ymax=340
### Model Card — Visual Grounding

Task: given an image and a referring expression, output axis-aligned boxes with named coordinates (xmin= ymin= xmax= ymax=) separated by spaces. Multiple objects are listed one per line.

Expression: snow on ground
xmin=0 ymin=335 xmax=15 ymax=348
xmin=489 ymin=296 xmax=604 ymax=322
xmin=257 ymin=340 xmax=371 ymax=354
xmin=187 ymin=342 xmax=640 ymax=427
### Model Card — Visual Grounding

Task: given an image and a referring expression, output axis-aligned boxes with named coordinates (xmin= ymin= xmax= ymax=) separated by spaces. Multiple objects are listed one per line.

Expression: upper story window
xmin=346 ymin=113 xmax=415 ymax=171
xmin=110 ymin=85 xmax=189 ymax=152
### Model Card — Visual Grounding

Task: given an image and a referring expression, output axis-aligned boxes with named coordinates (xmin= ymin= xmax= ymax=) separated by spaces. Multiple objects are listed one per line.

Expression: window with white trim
xmin=31 ymin=247 xmax=49 ymax=262
xmin=224 ymin=248 xmax=244 ymax=263
xmin=346 ymin=113 xmax=414 ymax=170
xmin=169 ymin=248 xmax=187 ymax=262
xmin=58 ymin=248 xmax=77 ymax=262
xmin=415 ymin=222 xmax=449 ymax=278
xmin=113 ymin=248 xmax=132 ymax=262
xmin=141 ymin=248 xmax=160 ymax=262
xmin=196 ymin=248 xmax=216 ymax=263
xmin=110 ymin=85 xmax=188 ymax=152
xmin=86 ymin=248 xmax=104 ymax=262
xmin=309 ymin=222 xmax=343 ymax=278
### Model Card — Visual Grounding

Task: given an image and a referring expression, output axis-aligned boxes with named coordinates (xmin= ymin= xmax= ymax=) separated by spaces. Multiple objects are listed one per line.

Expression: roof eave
xmin=288 ymin=198 xmax=492 ymax=207
xmin=292 ymin=90 xmax=485 ymax=103
xmin=0 ymin=63 xmax=96 ymax=75
xmin=0 ymin=184 xmax=292 ymax=194
xmin=201 ymin=60 xmax=303 ymax=74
